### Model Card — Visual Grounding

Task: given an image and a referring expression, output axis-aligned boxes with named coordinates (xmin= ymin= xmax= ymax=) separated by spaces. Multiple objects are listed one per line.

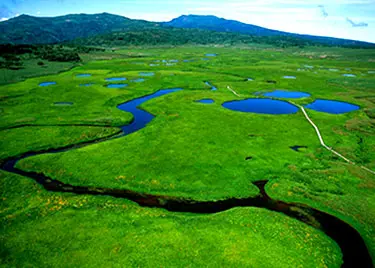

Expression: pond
xmin=329 ymin=69 xmax=339 ymax=72
xmin=222 ymin=98 xmax=299 ymax=115
xmin=205 ymin=81 xmax=217 ymax=91
xmin=149 ymin=64 xmax=160 ymax=67
xmin=196 ymin=99 xmax=215 ymax=104
xmin=343 ymin=74 xmax=356 ymax=77
xmin=246 ymin=78 xmax=254 ymax=81
xmin=79 ymin=83 xmax=94 ymax=87
xmin=106 ymin=77 xmax=127 ymax=81
xmin=283 ymin=76 xmax=296 ymax=79
xmin=39 ymin=82 xmax=56 ymax=87
xmin=131 ymin=78 xmax=145 ymax=83
xmin=106 ymin=84 xmax=129 ymax=88
xmin=305 ymin=99 xmax=360 ymax=114
xmin=139 ymin=72 xmax=155 ymax=77
xmin=76 ymin=74 xmax=92 ymax=77
xmin=54 ymin=102 xmax=73 ymax=106
xmin=290 ymin=145 xmax=307 ymax=152
xmin=117 ymin=88 xmax=182 ymax=135
xmin=263 ymin=90 xmax=310 ymax=99
xmin=205 ymin=53 xmax=217 ymax=57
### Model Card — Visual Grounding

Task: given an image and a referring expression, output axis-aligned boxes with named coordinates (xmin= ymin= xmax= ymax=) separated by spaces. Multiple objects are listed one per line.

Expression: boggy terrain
xmin=1 ymin=46 xmax=375 ymax=267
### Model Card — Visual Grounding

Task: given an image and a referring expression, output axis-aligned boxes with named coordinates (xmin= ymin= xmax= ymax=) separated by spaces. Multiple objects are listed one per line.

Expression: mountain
xmin=164 ymin=15 xmax=375 ymax=48
xmin=0 ymin=13 xmax=157 ymax=44
xmin=1 ymin=13 xmax=374 ymax=48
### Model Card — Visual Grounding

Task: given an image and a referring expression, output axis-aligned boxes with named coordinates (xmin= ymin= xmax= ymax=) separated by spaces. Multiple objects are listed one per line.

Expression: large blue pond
xmin=39 ymin=82 xmax=56 ymax=87
xmin=117 ymin=88 xmax=182 ymax=135
xmin=305 ymin=99 xmax=360 ymax=114
xmin=106 ymin=77 xmax=127 ymax=81
xmin=107 ymin=84 xmax=129 ymax=88
xmin=263 ymin=90 xmax=311 ymax=99
xmin=222 ymin=98 xmax=299 ymax=115
xmin=197 ymin=99 xmax=215 ymax=104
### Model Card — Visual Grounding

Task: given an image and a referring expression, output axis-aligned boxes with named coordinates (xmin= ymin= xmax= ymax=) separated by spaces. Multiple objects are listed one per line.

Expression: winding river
xmin=1 ymin=88 xmax=372 ymax=267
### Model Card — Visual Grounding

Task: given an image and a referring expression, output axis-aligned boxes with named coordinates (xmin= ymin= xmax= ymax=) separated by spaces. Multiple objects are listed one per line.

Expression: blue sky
xmin=1 ymin=0 xmax=375 ymax=43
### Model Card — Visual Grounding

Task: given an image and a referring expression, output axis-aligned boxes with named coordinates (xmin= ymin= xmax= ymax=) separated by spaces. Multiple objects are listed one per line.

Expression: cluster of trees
xmin=71 ymin=27 xmax=315 ymax=48
xmin=0 ymin=44 xmax=105 ymax=69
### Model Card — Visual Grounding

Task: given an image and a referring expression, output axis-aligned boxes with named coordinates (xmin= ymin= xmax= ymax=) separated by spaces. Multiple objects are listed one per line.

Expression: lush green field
xmin=1 ymin=46 xmax=374 ymax=266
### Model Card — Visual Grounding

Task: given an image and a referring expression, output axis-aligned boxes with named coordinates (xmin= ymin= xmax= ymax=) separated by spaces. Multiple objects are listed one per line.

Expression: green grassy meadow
xmin=1 ymin=46 xmax=375 ymax=267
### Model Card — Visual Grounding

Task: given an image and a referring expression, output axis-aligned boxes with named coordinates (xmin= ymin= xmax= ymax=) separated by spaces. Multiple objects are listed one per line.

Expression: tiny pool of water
xmin=343 ymin=74 xmax=356 ymax=77
xmin=222 ymin=98 xmax=299 ymax=115
xmin=263 ymin=90 xmax=310 ymax=99
xmin=329 ymin=69 xmax=339 ymax=72
xmin=150 ymin=64 xmax=160 ymax=67
xmin=76 ymin=74 xmax=92 ymax=77
xmin=205 ymin=81 xmax=217 ymax=91
xmin=305 ymin=99 xmax=360 ymax=114
xmin=283 ymin=76 xmax=296 ymax=79
xmin=107 ymin=84 xmax=128 ymax=88
xmin=106 ymin=77 xmax=127 ymax=81
xmin=304 ymin=65 xmax=314 ymax=69
xmin=131 ymin=78 xmax=145 ymax=83
xmin=139 ymin=72 xmax=155 ymax=77
xmin=39 ymin=82 xmax=56 ymax=87
xmin=205 ymin=53 xmax=217 ymax=57
xmin=246 ymin=78 xmax=254 ymax=81
xmin=54 ymin=102 xmax=73 ymax=106
xmin=79 ymin=83 xmax=94 ymax=87
xmin=202 ymin=58 xmax=209 ymax=61
xmin=290 ymin=145 xmax=307 ymax=152
xmin=196 ymin=99 xmax=215 ymax=104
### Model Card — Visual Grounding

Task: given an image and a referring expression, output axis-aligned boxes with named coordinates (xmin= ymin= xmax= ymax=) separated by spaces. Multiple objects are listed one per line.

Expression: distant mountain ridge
xmin=0 ymin=13 xmax=374 ymax=48
xmin=0 ymin=13 xmax=157 ymax=44
xmin=164 ymin=15 xmax=374 ymax=47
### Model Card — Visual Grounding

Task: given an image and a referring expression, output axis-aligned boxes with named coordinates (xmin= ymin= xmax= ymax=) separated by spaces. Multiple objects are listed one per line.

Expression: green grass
xmin=0 ymin=171 xmax=342 ymax=267
xmin=0 ymin=59 xmax=77 ymax=85
xmin=1 ymin=45 xmax=375 ymax=266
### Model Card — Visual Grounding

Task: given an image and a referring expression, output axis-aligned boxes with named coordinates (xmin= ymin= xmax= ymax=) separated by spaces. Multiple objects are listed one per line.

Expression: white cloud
xmin=0 ymin=17 xmax=9 ymax=21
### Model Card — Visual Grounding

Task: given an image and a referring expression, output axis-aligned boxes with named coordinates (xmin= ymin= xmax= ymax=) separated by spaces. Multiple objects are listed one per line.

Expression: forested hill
xmin=0 ymin=13 xmax=157 ymax=44
xmin=1 ymin=13 xmax=374 ymax=48
xmin=164 ymin=15 xmax=375 ymax=48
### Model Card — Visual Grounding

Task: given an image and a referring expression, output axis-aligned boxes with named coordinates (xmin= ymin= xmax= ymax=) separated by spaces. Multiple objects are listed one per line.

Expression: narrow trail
xmin=227 ymin=86 xmax=241 ymax=97
xmin=290 ymin=100 xmax=375 ymax=176
xmin=1 ymin=88 xmax=373 ymax=267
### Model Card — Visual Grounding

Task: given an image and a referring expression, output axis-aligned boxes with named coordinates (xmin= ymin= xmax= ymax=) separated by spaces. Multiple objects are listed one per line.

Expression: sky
xmin=1 ymin=0 xmax=375 ymax=43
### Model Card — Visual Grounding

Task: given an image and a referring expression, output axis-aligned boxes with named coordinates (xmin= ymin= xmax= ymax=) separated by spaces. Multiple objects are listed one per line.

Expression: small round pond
xmin=222 ymin=98 xmax=299 ymax=115
xmin=106 ymin=77 xmax=127 ymax=81
xmin=305 ymin=99 xmax=360 ymax=114
xmin=76 ymin=74 xmax=92 ymax=78
xmin=106 ymin=84 xmax=129 ymax=88
xmin=39 ymin=82 xmax=56 ymax=87
xmin=139 ymin=72 xmax=155 ymax=77
xmin=131 ymin=78 xmax=145 ymax=83
xmin=54 ymin=102 xmax=73 ymax=106
xmin=196 ymin=99 xmax=215 ymax=104
xmin=263 ymin=90 xmax=310 ymax=99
